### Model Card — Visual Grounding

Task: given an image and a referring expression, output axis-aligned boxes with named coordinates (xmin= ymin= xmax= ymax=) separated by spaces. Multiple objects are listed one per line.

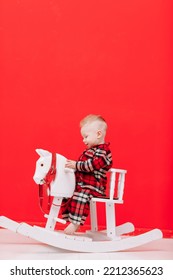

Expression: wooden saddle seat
xmin=90 ymin=168 xmax=127 ymax=240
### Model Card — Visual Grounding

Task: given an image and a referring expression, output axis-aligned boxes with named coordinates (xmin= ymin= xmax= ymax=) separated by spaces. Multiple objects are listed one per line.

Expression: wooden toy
xmin=0 ymin=149 xmax=162 ymax=252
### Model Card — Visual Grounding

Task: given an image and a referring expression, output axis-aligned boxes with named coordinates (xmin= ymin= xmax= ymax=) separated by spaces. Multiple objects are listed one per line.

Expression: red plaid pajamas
xmin=61 ymin=143 xmax=113 ymax=225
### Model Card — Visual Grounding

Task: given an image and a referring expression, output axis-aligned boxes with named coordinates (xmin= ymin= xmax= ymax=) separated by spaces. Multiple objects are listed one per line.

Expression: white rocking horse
xmin=0 ymin=149 xmax=162 ymax=252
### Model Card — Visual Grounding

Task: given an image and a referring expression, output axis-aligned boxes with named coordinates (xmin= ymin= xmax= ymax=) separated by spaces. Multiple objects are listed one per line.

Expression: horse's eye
xmin=41 ymin=163 xmax=44 ymax=167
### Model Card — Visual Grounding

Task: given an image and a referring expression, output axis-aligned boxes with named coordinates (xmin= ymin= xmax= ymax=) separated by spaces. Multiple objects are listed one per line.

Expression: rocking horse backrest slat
xmin=109 ymin=170 xmax=116 ymax=199
xmin=108 ymin=168 xmax=127 ymax=201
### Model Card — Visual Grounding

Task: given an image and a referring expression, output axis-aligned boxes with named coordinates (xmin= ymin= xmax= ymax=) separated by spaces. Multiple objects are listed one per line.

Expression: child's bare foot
xmin=64 ymin=223 xmax=80 ymax=235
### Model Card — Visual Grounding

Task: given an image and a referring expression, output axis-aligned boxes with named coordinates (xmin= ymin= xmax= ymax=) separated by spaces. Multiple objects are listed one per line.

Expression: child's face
xmin=81 ymin=122 xmax=102 ymax=148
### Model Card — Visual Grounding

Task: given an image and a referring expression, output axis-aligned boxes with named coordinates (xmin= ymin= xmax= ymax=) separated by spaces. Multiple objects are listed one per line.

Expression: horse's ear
xmin=35 ymin=149 xmax=50 ymax=157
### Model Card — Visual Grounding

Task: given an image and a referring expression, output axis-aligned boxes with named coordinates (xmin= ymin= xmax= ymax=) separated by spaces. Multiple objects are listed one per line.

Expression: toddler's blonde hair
xmin=80 ymin=114 xmax=107 ymax=134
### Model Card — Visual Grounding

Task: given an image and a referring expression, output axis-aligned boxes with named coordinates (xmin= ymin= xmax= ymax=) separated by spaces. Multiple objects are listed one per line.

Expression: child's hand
xmin=65 ymin=159 xmax=76 ymax=169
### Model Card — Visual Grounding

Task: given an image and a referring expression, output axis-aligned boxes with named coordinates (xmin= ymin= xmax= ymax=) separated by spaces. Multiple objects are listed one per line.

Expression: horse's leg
xmin=45 ymin=197 xmax=64 ymax=230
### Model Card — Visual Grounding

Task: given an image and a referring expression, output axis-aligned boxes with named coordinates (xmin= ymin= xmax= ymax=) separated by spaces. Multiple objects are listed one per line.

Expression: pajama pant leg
xmin=61 ymin=186 xmax=94 ymax=225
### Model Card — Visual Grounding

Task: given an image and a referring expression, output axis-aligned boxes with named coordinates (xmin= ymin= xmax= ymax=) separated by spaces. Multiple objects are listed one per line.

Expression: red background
xmin=0 ymin=0 xmax=172 ymax=232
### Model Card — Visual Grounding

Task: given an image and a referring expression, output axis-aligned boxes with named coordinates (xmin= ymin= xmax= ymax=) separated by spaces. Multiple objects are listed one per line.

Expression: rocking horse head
xmin=33 ymin=149 xmax=75 ymax=198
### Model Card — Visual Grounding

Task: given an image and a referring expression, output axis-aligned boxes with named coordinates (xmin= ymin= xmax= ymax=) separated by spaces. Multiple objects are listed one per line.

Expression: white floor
xmin=0 ymin=229 xmax=173 ymax=260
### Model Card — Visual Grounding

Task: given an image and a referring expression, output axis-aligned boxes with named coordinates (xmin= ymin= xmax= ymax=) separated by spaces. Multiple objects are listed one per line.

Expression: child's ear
xmin=97 ymin=130 xmax=102 ymax=138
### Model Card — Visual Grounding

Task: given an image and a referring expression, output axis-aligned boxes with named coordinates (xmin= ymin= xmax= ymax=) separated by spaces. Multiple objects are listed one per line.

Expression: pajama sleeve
xmin=76 ymin=149 xmax=112 ymax=172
